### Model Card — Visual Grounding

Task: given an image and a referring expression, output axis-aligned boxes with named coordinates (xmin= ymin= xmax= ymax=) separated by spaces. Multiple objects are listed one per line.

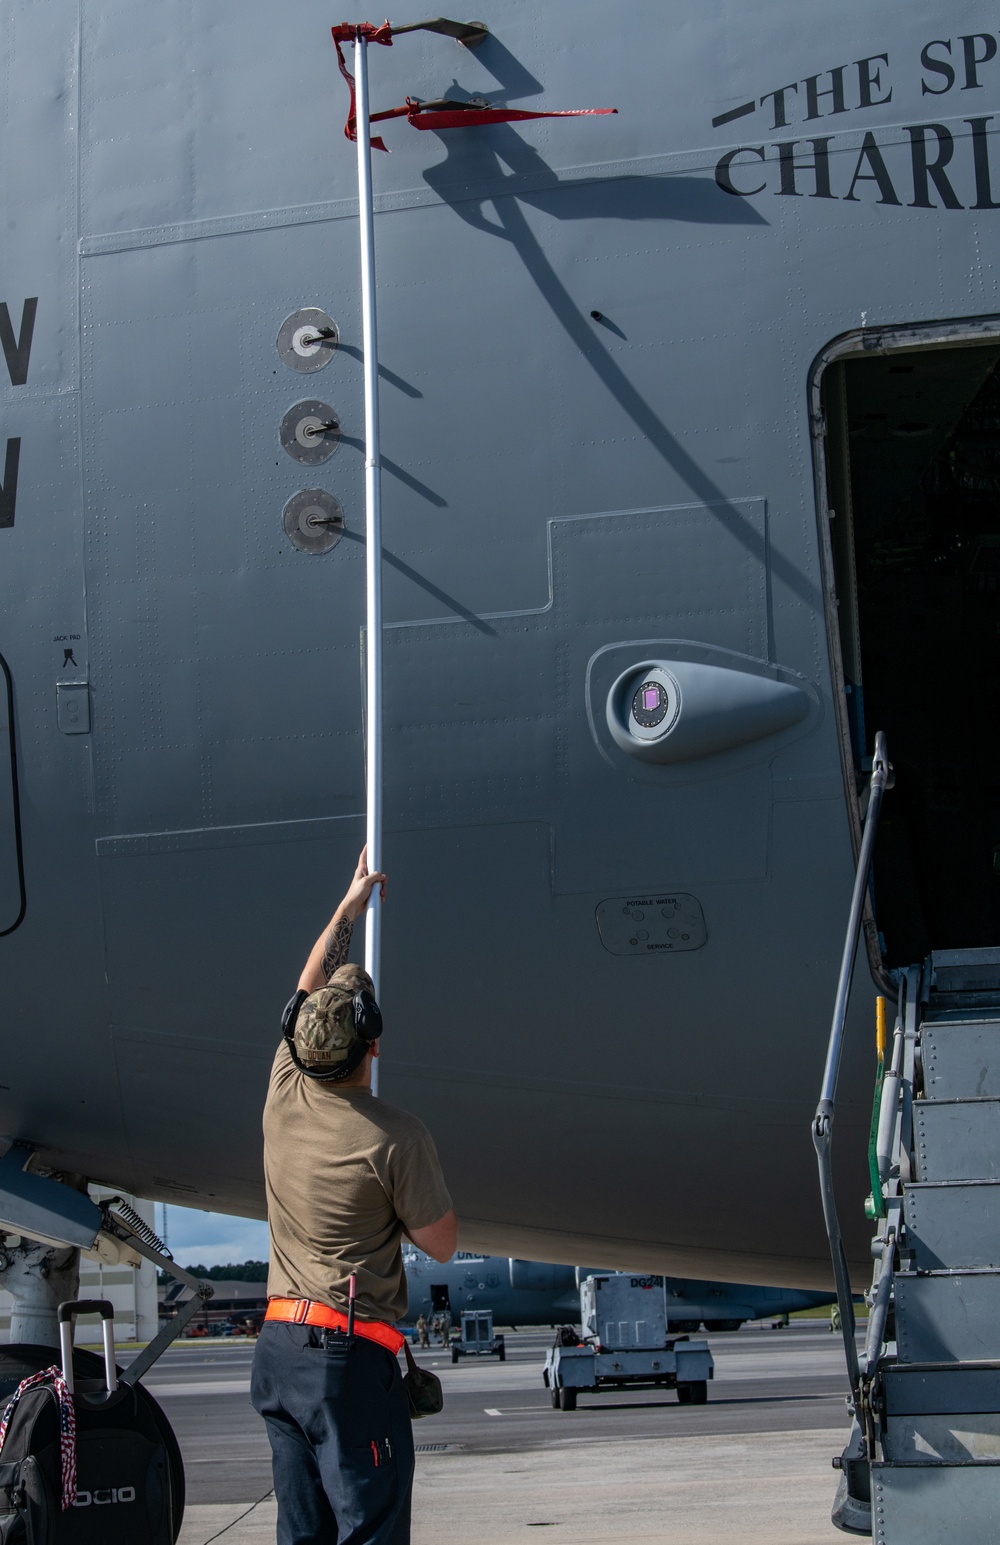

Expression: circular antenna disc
xmin=282 ymin=489 xmax=345 ymax=555
xmin=280 ymin=400 xmax=341 ymax=464
xmin=276 ymin=309 xmax=339 ymax=373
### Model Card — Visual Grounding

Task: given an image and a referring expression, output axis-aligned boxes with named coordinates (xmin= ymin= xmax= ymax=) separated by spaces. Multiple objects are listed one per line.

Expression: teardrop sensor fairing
xmin=606 ymin=660 xmax=810 ymax=764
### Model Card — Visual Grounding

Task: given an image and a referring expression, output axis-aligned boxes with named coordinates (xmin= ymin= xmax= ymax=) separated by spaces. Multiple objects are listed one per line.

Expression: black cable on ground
xmin=200 ymin=1489 xmax=275 ymax=1545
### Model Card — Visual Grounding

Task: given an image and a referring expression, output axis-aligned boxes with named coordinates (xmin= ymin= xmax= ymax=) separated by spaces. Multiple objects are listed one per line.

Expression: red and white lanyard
xmin=0 ymin=1366 xmax=77 ymax=1510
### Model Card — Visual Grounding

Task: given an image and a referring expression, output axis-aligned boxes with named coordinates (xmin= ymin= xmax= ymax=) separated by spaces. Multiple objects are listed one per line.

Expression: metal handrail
xmin=875 ymin=979 xmax=907 ymax=1186
xmin=862 ymin=1224 xmax=897 ymax=1378
xmin=812 ymin=730 xmax=893 ymax=1406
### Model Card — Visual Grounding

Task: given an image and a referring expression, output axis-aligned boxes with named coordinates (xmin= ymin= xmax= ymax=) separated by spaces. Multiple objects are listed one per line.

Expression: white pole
xmin=355 ymin=31 xmax=383 ymax=1096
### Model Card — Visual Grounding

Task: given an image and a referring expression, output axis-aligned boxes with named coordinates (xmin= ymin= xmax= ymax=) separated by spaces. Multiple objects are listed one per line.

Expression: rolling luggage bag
xmin=0 ymin=1299 xmax=180 ymax=1543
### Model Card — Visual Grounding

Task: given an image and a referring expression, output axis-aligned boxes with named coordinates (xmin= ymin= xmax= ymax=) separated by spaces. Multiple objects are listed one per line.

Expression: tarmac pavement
xmin=129 ymin=1323 xmax=853 ymax=1544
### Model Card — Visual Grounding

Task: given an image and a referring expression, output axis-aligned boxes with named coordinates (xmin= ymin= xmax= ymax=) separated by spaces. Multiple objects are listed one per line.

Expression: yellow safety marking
xmin=875 ymin=996 xmax=886 ymax=1060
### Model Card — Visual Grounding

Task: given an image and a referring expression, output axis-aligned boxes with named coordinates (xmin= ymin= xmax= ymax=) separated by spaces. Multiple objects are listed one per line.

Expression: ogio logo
xmin=73 ymin=1487 xmax=136 ymax=1506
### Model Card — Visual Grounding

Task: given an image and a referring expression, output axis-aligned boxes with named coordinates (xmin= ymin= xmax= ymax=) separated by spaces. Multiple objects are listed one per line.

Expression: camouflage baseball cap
xmin=294 ymin=964 xmax=375 ymax=1068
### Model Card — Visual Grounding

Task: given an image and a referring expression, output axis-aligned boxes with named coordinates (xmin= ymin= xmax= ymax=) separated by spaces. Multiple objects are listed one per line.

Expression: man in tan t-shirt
xmin=251 ymin=849 xmax=457 ymax=1545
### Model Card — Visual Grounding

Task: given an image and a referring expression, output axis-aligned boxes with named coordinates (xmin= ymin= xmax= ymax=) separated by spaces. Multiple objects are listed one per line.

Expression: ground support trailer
xmin=544 ymin=1337 xmax=714 ymax=1410
xmin=543 ymin=1273 xmax=714 ymax=1411
xmin=451 ymin=1308 xmax=506 ymax=1362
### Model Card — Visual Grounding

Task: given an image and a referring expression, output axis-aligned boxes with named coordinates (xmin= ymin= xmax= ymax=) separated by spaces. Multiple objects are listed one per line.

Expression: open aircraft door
xmin=0 ymin=651 xmax=26 ymax=936
xmin=815 ymin=320 xmax=1000 ymax=969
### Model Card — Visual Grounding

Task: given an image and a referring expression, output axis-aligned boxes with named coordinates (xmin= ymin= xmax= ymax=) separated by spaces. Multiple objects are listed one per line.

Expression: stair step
xmin=914 ymin=1100 xmax=1000 ymax=1181
xmin=831 ymin=957 xmax=1000 ymax=1536
xmin=895 ymin=1271 xmax=1000 ymax=1363
xmin=883 ymin=1413 xmax=1000 ymax=1464
xmin=904 ymin=1181 xmax=1000 ymax=1269
xmin=885 ymin=1362 xmax=1000 ymax=1412
xmin=921 ymin=1022 xmax=1000 ymax=1100
xmin=883 ymin=1364 xmax=1000 ymax=1462
xmin=931 ymin=947 xmax=1000 ymax=997
xmin=871 ymin=1460 xmax=1000 ymax=1543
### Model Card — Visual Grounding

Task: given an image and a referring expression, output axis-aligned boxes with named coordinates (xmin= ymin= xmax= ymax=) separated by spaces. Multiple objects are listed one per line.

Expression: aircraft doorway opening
xmin=819 ymin=328 xmax=1000 ymax=966
xmin=1 ymin=651 xmax=26 ymax=936
xmin=430 ymin=1285 xmax=451 ymax=1315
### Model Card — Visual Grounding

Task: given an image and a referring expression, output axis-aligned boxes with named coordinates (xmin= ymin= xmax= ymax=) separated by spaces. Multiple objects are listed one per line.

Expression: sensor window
xmin=632 ymin=680 xmax=669 ymax=728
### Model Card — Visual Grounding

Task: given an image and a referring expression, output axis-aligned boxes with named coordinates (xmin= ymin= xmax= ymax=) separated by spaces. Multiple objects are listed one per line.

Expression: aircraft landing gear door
xmin=0 ymin=652 xmax=26 ymax=935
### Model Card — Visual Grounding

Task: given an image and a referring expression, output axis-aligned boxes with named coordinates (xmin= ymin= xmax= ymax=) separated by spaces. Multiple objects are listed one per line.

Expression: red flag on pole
xmin=332 ymin=23 xmax=395 ymax=151
xmin=331 ymin=17 xmax=613 ymax=1092
xmin=331 ymin=21 xmax=616 ymax=151
xmin=402 ymin=99 xmax=617 ymax=133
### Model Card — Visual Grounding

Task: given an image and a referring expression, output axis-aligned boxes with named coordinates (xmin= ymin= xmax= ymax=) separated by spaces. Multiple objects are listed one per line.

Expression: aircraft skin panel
xmin=0 ymin=0 xmax=131 ymax=1174
xmin=4 ymin=0 xmax=1000 ymax=1286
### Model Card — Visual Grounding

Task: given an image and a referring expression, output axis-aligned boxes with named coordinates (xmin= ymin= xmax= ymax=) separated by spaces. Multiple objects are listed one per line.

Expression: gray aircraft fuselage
xmin=3 ymin=1 xmax=1000 ymax=1289
xmin=402 ymin=1253 xmax=835 ymax=1328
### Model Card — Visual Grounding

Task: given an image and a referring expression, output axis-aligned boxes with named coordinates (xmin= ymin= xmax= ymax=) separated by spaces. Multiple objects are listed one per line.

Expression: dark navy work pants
xmin=251 ymin=1322 xmax=414 ymax=1545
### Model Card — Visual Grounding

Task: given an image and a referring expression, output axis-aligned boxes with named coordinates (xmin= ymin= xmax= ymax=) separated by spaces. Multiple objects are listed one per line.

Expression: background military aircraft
xmin=402 ymin=1251 xmax=835 ymax=1330
xmin=4 ymin=0 xmax=1000 ymax=1299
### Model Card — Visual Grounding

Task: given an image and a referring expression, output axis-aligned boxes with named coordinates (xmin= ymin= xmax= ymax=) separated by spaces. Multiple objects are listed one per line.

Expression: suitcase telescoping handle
xmin=57 ymin=1299 xmax=118 ymax=1396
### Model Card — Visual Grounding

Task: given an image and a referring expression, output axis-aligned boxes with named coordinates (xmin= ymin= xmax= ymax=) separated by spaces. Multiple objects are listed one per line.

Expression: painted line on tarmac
xmin=184 ymin=1456 xmax=268 ymax=1465
xmin=474 ymin=1391 xmax=847 ymax=1415
xmin=151 ymin=1380 xmax=252 ymax=1397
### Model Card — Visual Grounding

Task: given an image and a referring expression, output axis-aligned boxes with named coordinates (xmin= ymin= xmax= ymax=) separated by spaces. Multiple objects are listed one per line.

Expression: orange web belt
xmin=265 ymin=1297 xmax=405 ymax=1354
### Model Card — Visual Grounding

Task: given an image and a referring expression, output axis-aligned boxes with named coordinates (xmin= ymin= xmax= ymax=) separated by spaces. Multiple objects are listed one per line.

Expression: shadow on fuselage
xmin=414 ymin=114 xmax=821 ymax=624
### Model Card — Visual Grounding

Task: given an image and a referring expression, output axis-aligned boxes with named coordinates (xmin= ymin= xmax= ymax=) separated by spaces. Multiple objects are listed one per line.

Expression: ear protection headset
xmin=281 ymin=986 xmax=383 ymax=1082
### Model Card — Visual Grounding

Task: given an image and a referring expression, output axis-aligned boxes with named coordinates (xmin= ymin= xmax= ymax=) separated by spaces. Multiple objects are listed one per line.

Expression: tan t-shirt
xmin=263 ymin=1042 xmax=452 ymax=1324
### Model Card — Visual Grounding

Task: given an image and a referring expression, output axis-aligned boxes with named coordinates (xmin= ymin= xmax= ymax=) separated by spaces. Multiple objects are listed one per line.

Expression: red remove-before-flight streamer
xmin=331 ymin=20 xmax=616 ymax=151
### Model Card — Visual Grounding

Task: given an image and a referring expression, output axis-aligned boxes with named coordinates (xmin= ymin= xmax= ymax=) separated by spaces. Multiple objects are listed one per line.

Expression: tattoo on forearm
xmin=322 ymin=915 xmax=353 ymax=979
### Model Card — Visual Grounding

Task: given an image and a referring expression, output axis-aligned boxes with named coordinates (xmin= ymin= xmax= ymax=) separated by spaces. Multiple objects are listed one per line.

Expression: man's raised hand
xmin=343 ymin=845 xmax=387 ymax=920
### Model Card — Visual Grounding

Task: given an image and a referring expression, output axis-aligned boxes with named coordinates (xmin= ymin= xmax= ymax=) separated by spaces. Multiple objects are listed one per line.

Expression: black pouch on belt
xmin=401 ymin=1342 xmax=444 ymax=1419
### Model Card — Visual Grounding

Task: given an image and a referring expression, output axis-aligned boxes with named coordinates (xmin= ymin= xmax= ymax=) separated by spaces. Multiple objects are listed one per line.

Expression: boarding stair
xmin=815 ymin=734 xmax=1000 ymax=1541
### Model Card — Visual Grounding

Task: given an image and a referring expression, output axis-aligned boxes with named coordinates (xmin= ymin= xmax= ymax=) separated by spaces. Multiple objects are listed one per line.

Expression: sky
xmin=160 ymin=1203 xmax=270 ymax=1268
